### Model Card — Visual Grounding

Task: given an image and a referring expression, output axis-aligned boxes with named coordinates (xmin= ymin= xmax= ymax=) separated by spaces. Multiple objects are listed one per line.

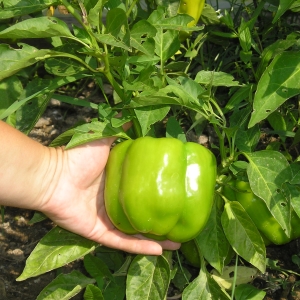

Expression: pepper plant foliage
xmin=1 ymin=0 xmax=300 ymax=298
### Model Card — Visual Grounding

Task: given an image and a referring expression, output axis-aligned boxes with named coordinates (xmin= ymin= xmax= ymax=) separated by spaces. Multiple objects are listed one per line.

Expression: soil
xmin=1 ymin=82 xmax=300 ymax=300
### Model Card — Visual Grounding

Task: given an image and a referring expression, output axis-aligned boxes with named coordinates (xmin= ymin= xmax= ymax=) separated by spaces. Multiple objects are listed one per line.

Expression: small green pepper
xmin=223 ymin=180 xmax=300 ymax=245
xmin=104 ymin=137 xmax=217 ymax=243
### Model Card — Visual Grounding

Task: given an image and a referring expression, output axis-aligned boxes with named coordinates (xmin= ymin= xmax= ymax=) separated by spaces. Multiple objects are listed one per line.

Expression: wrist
xmin=32 ymin=146 xmax=64 ymax=212
xmin=0 ymin=121 xmax=63 ymax=211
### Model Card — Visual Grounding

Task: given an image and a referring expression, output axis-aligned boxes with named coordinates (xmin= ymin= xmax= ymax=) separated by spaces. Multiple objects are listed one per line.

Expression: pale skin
xmin=0 ymin=120 xmax=181 ymax=255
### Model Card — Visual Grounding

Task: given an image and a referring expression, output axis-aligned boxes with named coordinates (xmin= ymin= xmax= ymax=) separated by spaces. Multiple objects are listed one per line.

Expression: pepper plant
xmin=0 ymin=0 xmax=300 ymax=299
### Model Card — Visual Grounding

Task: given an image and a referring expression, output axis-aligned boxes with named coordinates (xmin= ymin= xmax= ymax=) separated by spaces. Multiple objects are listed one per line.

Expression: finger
xmin=156 ymin=240 xmax=181 ymax=251
xmin=97 ymin=229 xmax=164 ymax=255
xmin=133 ymin=233 xmax=181 ymax=251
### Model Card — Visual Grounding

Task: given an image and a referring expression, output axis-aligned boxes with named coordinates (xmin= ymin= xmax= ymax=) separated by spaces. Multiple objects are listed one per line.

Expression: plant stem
xmin=175 ymin=250 xmax=190 ymax=284
xmin=213 ymin=123 xmax=227 ymax=167
xmin=126 ymin=0 xmax=139 ymax=18
xmin=59 ymin=0 xmax=85 ymax=28
xmin=230 ymin=254 xmax=239 ymax=300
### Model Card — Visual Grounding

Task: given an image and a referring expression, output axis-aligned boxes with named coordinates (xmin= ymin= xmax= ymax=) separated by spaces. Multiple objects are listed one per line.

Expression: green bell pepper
xmin=104 ymin=137 xmax=217 ymax=243
xmin=223 ymin=180 xmax=300 ymax=245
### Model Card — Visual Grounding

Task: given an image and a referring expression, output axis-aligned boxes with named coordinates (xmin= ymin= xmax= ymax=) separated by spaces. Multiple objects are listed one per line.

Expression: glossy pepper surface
xmin=104 ymin=137 xmax=217 ymax=243
xmin=178 ymin=0 xmax=205 ymax=41
xmin=178 ymin=0 xmax=205 ymax=27
xmin=223 ymin=180 xmax=300 ymax=245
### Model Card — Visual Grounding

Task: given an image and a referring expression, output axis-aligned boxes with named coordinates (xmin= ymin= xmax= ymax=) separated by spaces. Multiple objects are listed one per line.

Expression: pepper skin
xmin=178 ymin=0 xmax=205 ymax=27
xmin=104 ymin=137 xmax=217 ymax=243
xmin=223 ymin=180 xmax=300 ymax=245
xmin=178 ymin=0 xmax=205 ymax=41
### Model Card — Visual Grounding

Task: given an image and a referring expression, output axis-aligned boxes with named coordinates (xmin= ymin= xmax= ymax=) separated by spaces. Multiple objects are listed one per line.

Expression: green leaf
xmin=36 ymin=270 xmax=95 ymax=300
xmin=45 ymin=56 xmax=88 ymax=76
xmin=84 ymin=284 xmax=104 ymax=300
xmin=200 ymin=4 xmax=221 ymax=25
xmin=0 ymin=0 xmax=52 ymax=19
xmin=126 ymin=255 xmax=170 ymax=300
xmin=127 ymin=54 xmax=160 ymax=65
xmin=130 ymin=20 xmax=156 ymax=56
xmin=172 ymin=266 xmax=192 ymax=291
xmin=0 ymin=88 xmax=48 ymax=120
xmin=195 ymin=71 xmax=240 ymax=87
xmin=0 ymin=17 xmax=74 ymax=39
xmin=166 ymin=116 xmax=187 ymax=142
xmin=230 ymin=106 xmax=252 ymax=129
xmin=0 ymin=74 xmax=89 ymax=120
xmin=267 ymin=111 xmax=289 ymax=141
xmin=238 ymin=19 xmax=252 ymax=52
xmin=0 ymin=44 xmax=49 ymax=80
xmin=16 ymin=91 xmax=52 ymax=134
xmin=53 ymin=94 xmax=98 ymax=109
xmin=290 ymin=162 xmax=300 ymax=184
xmin=273 ymin=0 xmax=294 ymax=23
xmin=0 ymin=75 xmax=23 ymax=116
xmin=182 ymin=268 xmax=230 ymax=300
xmin=255 ymin=38 xmax=296 ymax=79
xmin=87 ymin=0 xmax=107 ymax=27
xmin=235 ymin=124 xmax=260 ymax=152
xmin=148 ymin=7 xmax=202 ymax=32
xmin=196 ymin=198 xmax=231 ymax=274
xmin=221 ymin=201 xmax=266 ymax=273
xmin=106 ymin=8 xmax=127 ymax=37
xmin=284 ymin=183 xmax=300 ymax=219
xmin=249 ymin=51 xmax=300 ymax=127
xmin=229 ymin=161 xmax=249 ymax=177
xmin=245 ymin=151 xmax=293 ymax=235
xmin=28 ymin=211 xmax=48 ymax=224
xmin=224 ymin=84 xmax=254 ymax=113
xmin=235 ymin=283 xmax=266 ymax=300
xmin=94 ymin=33 xmax=131 ymax=51
xmin=17 ymin=227 xmax=97 ymax=281
xmin=131 ymin=79 xmax=205 ymax=114
xmin=95 ymin=247 xmax=127 ymax=273
xmin=102 ymin=276 xmax=126 ymax=300
xmin=83 ymin=254 xmax=114 ymax=281
xmin=135 ymin=105 xmax=170 ymax=136
xmin=66 ymin=120 xmax=130 ymax=149
xmin=154 ymin=28 xmax=180 ymax=61
xmin=292 ymin=128 xmax=300 ymax=147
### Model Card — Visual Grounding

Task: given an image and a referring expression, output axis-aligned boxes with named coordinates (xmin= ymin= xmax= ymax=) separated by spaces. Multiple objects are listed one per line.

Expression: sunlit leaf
xmin=221 ymin=202 xmax=266 ymax=273
xmin=17 ymin=227 xmax=97 ymax=281
xmin=126 ymin=255 xmax=170 ymax=300
xmin=245 ymin=151 xmax=293 ymax=234
xmin=36 ymin=271 xmax=95 ymax=300
xmin=249 ymin=52 xmax=300 ymax=127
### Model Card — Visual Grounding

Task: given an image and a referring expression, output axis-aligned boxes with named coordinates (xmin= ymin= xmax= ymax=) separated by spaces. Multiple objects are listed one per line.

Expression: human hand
xmin=39 ymin=137 xmax=181 ymax=255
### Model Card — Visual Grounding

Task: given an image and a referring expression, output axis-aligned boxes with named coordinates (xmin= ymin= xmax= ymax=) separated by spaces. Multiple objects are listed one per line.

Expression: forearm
xmin=0 ymin=121 xmax=60 ymax=211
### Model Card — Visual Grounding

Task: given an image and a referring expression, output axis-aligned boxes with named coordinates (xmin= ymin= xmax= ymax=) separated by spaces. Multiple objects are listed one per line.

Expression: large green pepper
xmin=223 ymin=180 xmax=300 ymax=245
xmin=104 ymin=137 xmax=217 ymax=243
